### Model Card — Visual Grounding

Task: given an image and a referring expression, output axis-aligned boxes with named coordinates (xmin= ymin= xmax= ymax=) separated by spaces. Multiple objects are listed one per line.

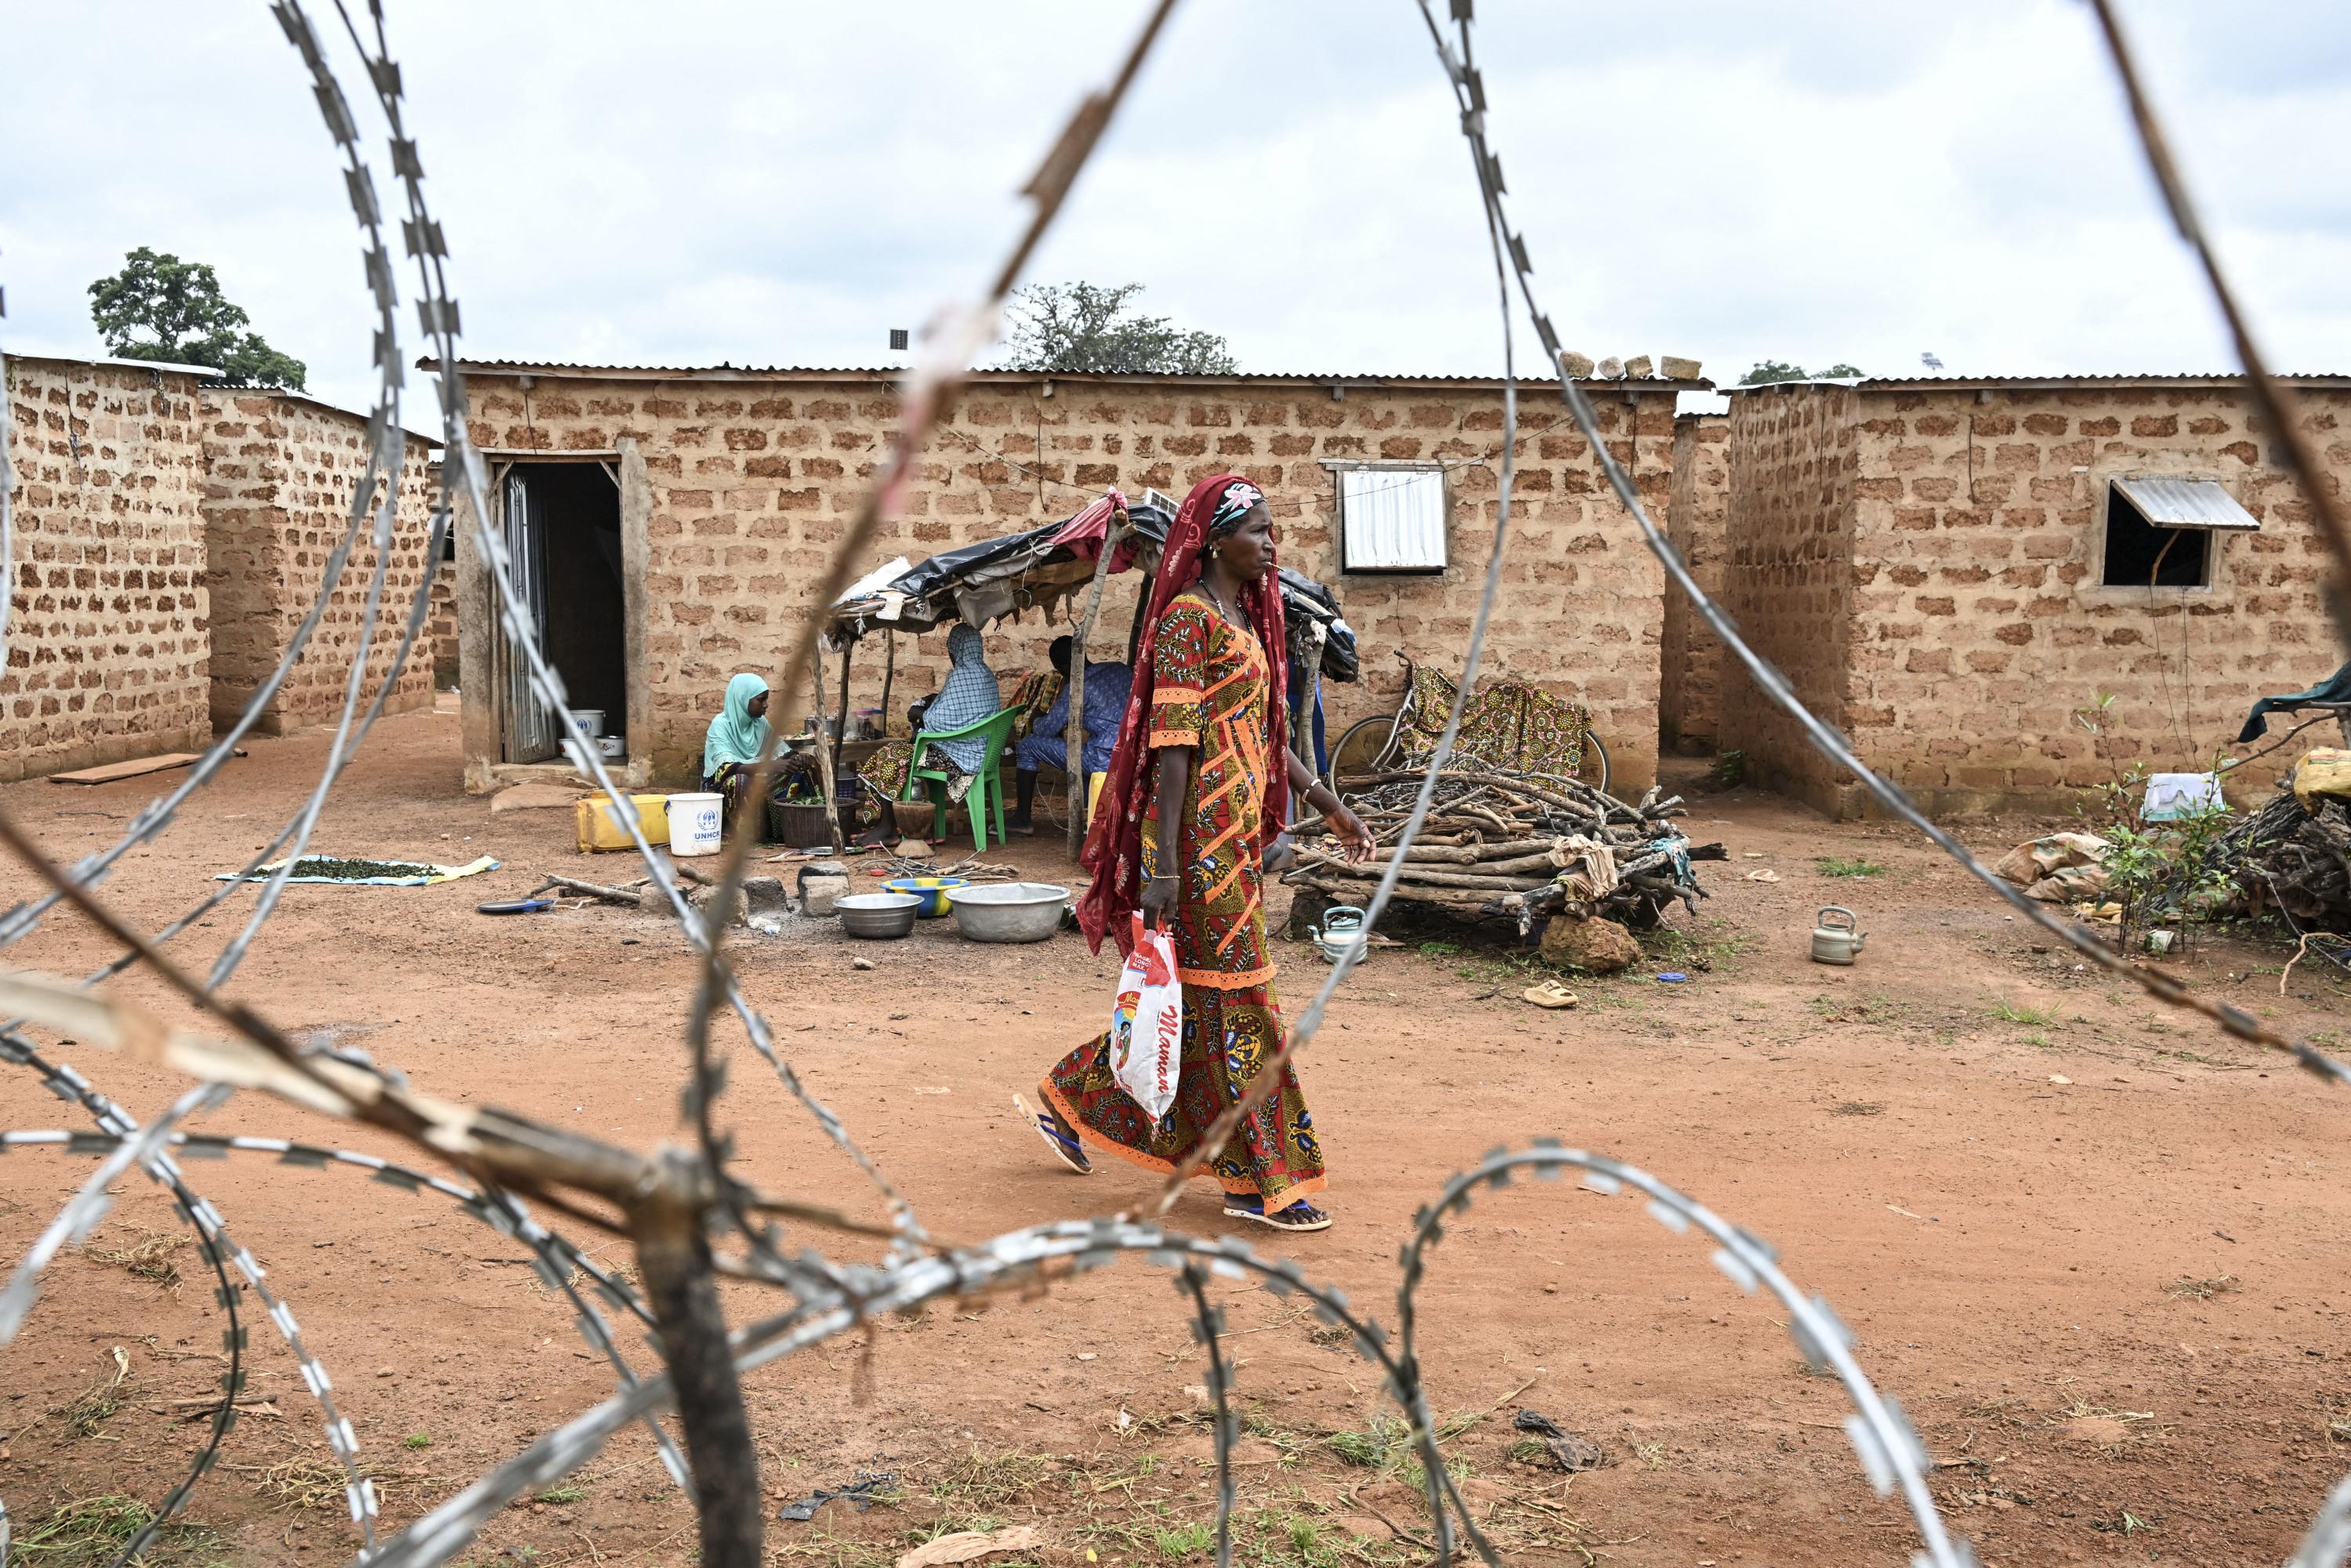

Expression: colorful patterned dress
xmin=1041 ymin=592 xmax=1326 ymax=1208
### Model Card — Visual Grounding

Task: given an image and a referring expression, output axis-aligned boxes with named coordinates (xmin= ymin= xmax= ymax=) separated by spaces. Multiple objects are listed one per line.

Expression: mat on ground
xmin=215 ymin=854 xmax=500 ymax=886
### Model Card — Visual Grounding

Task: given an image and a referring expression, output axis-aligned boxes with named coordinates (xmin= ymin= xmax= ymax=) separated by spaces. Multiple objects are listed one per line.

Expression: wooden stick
xmin=809 ymin=661 xmax=846 ymax=854
xmin=1066 ymin=514 xmax=1125 ymax=858
xmin=544 ymin=874 xmax=645 ymax=907
xmin=1296 ymin=850 xmax=1545 ymax=891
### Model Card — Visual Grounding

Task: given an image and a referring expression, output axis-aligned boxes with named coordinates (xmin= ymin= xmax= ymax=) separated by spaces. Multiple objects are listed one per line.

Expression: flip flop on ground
xmin=1522 ymin=980 xmax=1579 ymax=1009
xmin=1223 ymin=1193 xmax=1332 ymax=1232
xmin=1014 ymin=1092 xmax=1090 ymax=1174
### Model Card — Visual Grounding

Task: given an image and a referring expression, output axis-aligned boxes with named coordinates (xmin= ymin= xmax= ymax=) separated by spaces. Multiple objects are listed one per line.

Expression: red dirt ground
xmin=2 ymin=706 xmax=2347 ymax=1567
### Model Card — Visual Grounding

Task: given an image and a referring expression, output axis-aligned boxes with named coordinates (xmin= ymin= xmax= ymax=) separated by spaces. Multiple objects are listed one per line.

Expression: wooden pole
xmin=832 ymin=643 xmax=853 ymax=773
xmin=1065 ymin=514 xmax=1126 ymax=857
xmin=878 ymin=630 xmax=897 ymax=738
xmin=633 ymin=1153 xmax=763 ymax=1568
xmin=810 ymin=659 xmax=846 ymax=853
xmin=1126 ymin=570 xmax=1154 ymax=665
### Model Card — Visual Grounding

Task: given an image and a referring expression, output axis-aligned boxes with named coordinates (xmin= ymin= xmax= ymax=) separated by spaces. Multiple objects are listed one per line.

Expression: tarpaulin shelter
xmin=816 ymin=489 xmax=1360 ymax=845
xmin=821 ymin=488 xmax=1358 ymax=684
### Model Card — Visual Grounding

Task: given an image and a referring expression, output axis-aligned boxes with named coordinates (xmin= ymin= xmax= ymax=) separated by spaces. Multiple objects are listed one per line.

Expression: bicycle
xmin=1325 ymin=652 xmax=1610 ymax=798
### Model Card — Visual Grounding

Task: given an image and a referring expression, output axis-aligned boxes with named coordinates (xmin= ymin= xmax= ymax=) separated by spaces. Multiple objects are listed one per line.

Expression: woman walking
xmin=1025 ymin=473 xmax=1375 ymax=1232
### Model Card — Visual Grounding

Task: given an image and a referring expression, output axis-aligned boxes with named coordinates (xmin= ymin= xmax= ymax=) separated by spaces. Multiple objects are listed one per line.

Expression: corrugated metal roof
xmin=3 ymin=348 xmax=225 ymax=379
xmin=433 ymin=357 xmax=1710 ymax=392
xmin=2112 ymin=476 xmax=2260 ymax=531
xmin=1724 ymin=373 xmax=2351 ymax=393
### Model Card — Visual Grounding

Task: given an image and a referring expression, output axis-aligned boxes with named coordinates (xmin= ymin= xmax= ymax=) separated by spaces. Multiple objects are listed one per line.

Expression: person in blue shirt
xmin=1008 ymin=635 xmax=1132 ymax=836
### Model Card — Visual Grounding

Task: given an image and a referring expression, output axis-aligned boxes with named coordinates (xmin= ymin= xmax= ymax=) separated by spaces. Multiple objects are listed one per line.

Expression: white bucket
xmin=667 ymin=792 xmax=723 ymax=856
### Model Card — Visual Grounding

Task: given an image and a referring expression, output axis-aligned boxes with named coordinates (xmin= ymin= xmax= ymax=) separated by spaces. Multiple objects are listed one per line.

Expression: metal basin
xmin=836 ymin=892 xmax=919 ymax=940
xmin=944 ymin=882 xmax=1069 ymax=943
xmin=882 ymin=875 xmax=968 ymax=918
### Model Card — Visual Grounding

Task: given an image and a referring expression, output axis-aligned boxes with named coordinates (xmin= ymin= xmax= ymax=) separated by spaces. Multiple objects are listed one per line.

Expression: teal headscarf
xmin=704 ymin=672 xmax=772 ymax=772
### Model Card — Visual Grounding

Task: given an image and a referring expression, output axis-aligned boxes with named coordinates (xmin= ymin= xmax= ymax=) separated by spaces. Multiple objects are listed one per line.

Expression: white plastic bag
xmin=1110 ymin=914 xmax=1183 ymax=1124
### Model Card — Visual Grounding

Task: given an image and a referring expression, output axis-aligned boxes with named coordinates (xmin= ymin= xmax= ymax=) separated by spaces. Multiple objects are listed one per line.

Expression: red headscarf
xmin=1076 ymin=473 xmax=1291 ymax=955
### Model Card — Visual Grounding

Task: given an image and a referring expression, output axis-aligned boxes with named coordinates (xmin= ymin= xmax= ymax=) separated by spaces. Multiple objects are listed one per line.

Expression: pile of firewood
xmin=2211 ymin=786 xmax=2351 ymax=930
xmin=1287 ymin=766 xmax=1720 ymax=932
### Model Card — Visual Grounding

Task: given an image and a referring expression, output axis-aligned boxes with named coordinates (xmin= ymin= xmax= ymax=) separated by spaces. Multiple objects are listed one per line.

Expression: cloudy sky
xmin=5 ymin=2 xmax=2349 ymax=428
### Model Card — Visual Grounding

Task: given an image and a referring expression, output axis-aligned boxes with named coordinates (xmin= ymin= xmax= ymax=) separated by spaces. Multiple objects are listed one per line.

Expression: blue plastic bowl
xmin=882 ymin=875 xmax=969 ymax=918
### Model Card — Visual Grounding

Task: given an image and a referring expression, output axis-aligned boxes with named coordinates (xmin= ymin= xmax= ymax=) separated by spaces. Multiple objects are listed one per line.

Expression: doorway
xmin=496 ymin=462 xmax=627 ymax=762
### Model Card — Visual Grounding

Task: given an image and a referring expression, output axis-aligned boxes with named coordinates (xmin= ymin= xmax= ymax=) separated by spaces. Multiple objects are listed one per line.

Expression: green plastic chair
xmin=901 ymin=704 xmax=1023 ymax=853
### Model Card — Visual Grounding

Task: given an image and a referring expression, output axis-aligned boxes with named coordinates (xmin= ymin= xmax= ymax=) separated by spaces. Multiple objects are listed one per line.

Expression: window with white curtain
xmin=1337 ymin=465 xmax=1448 ymax=574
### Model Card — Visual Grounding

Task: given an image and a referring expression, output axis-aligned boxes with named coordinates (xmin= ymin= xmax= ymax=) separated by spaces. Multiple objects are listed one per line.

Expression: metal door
xmin=500 ymin=469 xmax=557 ymax=762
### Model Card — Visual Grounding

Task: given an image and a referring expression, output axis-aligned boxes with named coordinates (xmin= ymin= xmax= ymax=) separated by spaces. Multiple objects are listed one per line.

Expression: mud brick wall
xmin=464 ymin=372 xmax=1679 ymax=790
xmin=2 ymin=357 xmax=212 ymax=781
xmin=1722 ymin=381 xmax=2342 ymax=817
xmin=1719 ymin=385 xmax=1860 ymax=815
xmin=201 ymin=393 xmax=438 ymax=733
xmin=1661 ymin=412 xmax=1730 ymax=754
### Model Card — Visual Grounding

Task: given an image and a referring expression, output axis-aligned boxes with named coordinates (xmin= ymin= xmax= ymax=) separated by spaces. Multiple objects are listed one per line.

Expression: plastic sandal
xmin=1522 ymin=980 xmax=1579 ymax=1009
xmin=1222 ymin=1194 xmax=1332 ymax=1233
xmin=1013 ymin=1092 xmax=1090 ymax=1175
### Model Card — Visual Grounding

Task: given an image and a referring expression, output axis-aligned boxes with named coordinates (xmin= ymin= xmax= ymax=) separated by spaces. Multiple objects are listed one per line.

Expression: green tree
xmin=1001 ymin=281 xmax=1237 ymax=375
xmin=88 ymin=248 xmax=306 ymax=389
xmin=1737 ymin=359 xmax=1862 ymax=386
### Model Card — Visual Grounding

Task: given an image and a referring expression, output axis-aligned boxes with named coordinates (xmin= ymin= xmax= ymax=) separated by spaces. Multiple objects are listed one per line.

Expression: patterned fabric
xmin=1144 ymin=596 xmax=1273 ymax=988
xmin=1040 ymin=587 xmax=1325 ymax=1208
xmin=1396 ymin=664 xmax=1589 ymax=778
xmin=1042 ymin=983 xmax=1325 ymax=1207
xmin=924 ymin=624 xmax=1002 ymax=773
xmin=1014 ymin=661 xmax=1133 ymax=776
xmin=1077 ymin=473 xmax=1291 ymax=957
xmin=1005 ymin=668 xmax=1065 ymax=740
xmin=860 ymin=737 xmax=976 ymax=812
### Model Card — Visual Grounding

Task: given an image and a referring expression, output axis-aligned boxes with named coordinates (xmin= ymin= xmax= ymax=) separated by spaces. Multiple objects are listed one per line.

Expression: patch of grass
xmin=927 ymin=1446 xmax=1055 ymax=1511
xmin=1831 ymin=1101 xmax=1884 ymax=1117
xmin=1504 ymin=1437 xmax=1554 ymax=1466
xmin=1327 ymin=1414 xmax=1411 ymax=1472
xmin=1631 ymin=1441 xmax=1668 ymax=1470
xmin=1155 ymin=1522 xmax=1215 ymax=1559
xmin=57 ymin=1347 xmax=132 ymax=1436
xmin=1990 ymin=996 xmax=2059 ymax=1026
xmin=2165 ymin=1274 xmax=2240 ymax=1301
xmin=89 ymin=1229 xmax=188 ymax=1291
xmin=1416 ymin=940 xmax=1462 ymax=958
xmin=1324 ymin=1414 xmax=1469 ymax=1496
xmin=404 ymin=1432 xmax=433 ymax=1449
xmin=10 ymin=1495 xmax=222 ymax=1567
xmin=536 ymin=1485 xmax=585 ymax=1505
xmin=2023 ymin=1030 xmax=2051 ymax=1048
xmin=1814 ymin=856 xmax=1886 ymax=878
xmin=1639 ymin=918 xmax=1755 ymax=975
xmin=251 ymin=1457 xmax=418 ymax=1515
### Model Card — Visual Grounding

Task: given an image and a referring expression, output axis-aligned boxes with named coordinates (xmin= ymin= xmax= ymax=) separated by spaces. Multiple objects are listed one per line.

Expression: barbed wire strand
xmin=1397 ymin=1143 xmax=1974 ymax=1568
xmin=0 ymin=1052 xmax=252 ymax=1568
xmin=670 ymin=0 xmax=1180 ymax=1267
xmin=0 ymin=132 xmax=413 ymax=956
xmin=0 ymin=1121 xmax=693 ymax=1494
xmin=281 ymin=0 xmax=931 ymax=1256
xmin=2087 ymin=0 xmax=2351 ymax=636
xmin=1418 ymin=0 xmax=2349 ymax=1088
xmin=2292 ymin=1471 xmax=2351 ymax=1568
xmin=362 ymin=1153 xmax=1958 ymax=1568
xmin=1134 ymin=0 xmax=1530 ymax=1245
